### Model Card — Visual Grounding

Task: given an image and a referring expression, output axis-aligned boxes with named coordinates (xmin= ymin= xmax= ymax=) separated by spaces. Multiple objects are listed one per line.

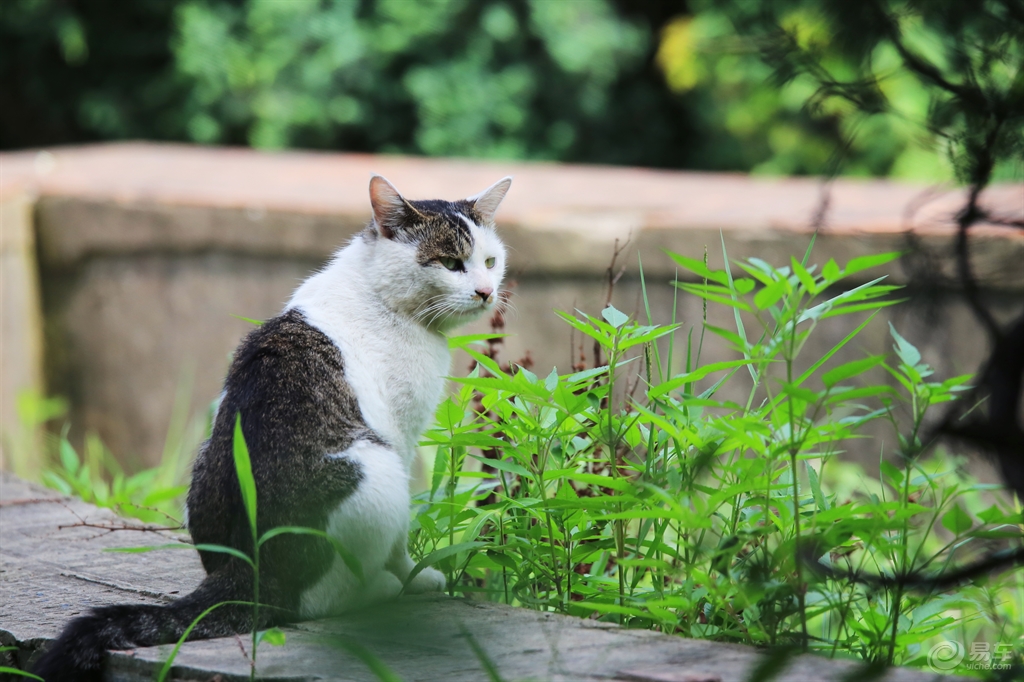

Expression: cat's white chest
xmin=294 ymin=294 xmax=449 ymax=463
xmin=346 ymin=328 xmax=450 ymax=458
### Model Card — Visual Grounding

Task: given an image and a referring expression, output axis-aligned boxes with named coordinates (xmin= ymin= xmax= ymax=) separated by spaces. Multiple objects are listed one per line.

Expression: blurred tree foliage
xmin=658 ymin=0 xmax=1023 ymax=181
xmin=2 ymin=0 xmax=1020 ymax=181
xmin=1 ymin=0 xmax=699 ymax=167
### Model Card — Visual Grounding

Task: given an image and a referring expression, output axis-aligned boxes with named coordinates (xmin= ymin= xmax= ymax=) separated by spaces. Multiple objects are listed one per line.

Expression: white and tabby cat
xmin=33 ymin=175 xmax=511 ymax=681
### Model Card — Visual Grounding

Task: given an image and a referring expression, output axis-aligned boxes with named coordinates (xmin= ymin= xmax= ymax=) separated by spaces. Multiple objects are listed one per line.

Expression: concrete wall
xmin=1 ymin=143 xmax=1021 ymax=472
xmin=0 ymin=187 xmax=46 ymax=477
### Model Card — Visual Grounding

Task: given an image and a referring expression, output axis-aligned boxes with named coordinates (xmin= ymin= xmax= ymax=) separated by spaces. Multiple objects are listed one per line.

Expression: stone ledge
xmin=1 ymin=473 xmax=969 ymax=682
xmin=4 ymin=143 xmax=1022 ymax=288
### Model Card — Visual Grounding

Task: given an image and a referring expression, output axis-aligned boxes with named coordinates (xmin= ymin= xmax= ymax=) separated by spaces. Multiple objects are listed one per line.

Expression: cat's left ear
xmin=369 ymin=175 xmax=421 ymax=239
xmin=467 ymin=176 xmax=512 ymax=224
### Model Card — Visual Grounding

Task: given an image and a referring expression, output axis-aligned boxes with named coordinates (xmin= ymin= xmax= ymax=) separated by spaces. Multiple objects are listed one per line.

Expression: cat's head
xmin=365 ymin=175 xmax=511 ymax=332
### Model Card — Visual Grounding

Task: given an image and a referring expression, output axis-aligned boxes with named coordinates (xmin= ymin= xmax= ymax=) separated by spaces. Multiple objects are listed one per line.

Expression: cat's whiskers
xmin=414 ymin=298 xmax=453 ymax=325
xmin=496 ymin=297 xmax=520 ymax=322
xmin=412 ymin=294 xmax=452 ymax=322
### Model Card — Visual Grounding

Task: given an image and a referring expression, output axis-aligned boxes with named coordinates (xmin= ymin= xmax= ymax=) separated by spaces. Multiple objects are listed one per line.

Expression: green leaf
xmin=791 ymin=256 xmax=817 ymax=294
xmin=565 ymin=472 xmax=634 ymax=492
xmin=257 ymin=526 xmax=364 ymax=582
xmin=666 ymin=252 xmax=730 ymax=285
xmin=447 ymin=333 xmax=508 ymax=350
xmin=331 ymin=639 xmax=404 ymax=682
xmin=259 ymin=627 xmax=286 ymax=646
xmin=733 ymin=277 xmax=756 ymax=294
xmin=404 ymin=541 xmax=488 ymax=588
xmin=232 ymin=413 xmax=258 ymax=539
xmin=822 ymin=355 xmax=885 ymax=388
xmin=469 ymin=455 xmax=531 ymax=478
xmin=544 ymin=367 xmax=559 ymax=391
xmin=844 ymin=252 xmax=901 ymax=277
xmin=230 ymin=314 xmax=263 ymax=326
xmin=156 ymin=601 xmax=254 ymax=682
xmin=781 ymin=382 xmax=819 ymax=403
xmin=674 ymin=283 xmax=753 ymax=312
xmin=754 ymin=279 xmax=788 ymax=310
xmin=648 ymin=359 xmax=754 ymax=398
xmin=59 ymin=438 xmax=80 ymax=475
xmin=461 ymin=347 xmax=507 ymax=378
xmin=435 ymin=398 xmax=465 ymax=430
xmin=0 ymin=668 xmax=43 ymax=680
xmin=977 ymin=504 xmax=1021 ymax=525
xmin=602 ymin=305 xmax=629 ymax=328
xmin=485 ymin=549 xmax=518 ymax=570
xmin=797 ymin=312 xmax=879 ymax=386
xmin=555 ymin=310 xmax=610 ymax=345
xmin=431 ymin=446 xmax=449 ymax=499
xmin=888 ymin=322 xmax=921 ymax=368
xmin=822 ymin=259 xmax=841 ymax=283
xmin=106 ymin=542 xmax=255 ymax=567
xmin=806 ymin=462 xmax=828 ymax=511
xmin=941 ymin=504 xmax=973 ymax=535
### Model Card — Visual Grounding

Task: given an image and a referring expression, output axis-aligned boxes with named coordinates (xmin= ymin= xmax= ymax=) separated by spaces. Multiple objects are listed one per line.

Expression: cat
xmin=32 ymin=174 xmax=511 ymax=681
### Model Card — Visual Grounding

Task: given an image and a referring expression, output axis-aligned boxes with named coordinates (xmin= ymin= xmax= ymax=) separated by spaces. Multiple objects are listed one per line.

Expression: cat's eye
xmin=438 ymin=257 xmax=463 ymax=271
xmin=485 ymin=257 xmax=496 ymax=269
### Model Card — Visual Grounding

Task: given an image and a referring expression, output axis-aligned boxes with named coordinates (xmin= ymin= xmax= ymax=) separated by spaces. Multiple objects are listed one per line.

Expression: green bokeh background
xmin=3 ymin=0 xmax=1021 ymax=182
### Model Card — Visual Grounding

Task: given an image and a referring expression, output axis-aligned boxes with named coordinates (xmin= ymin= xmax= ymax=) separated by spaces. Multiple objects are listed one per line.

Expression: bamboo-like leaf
xmin=666 ymin=252 xmax=730 ymax=285
xmin=258 ymin=627 xmax=286 ymax=646
xmin=941 ymin=504 xmax=973 ymax=535
xmin=601 ymin=305 xmax=629 ymax=328
xmin=888 ymin=322 xmax=922 ymax=368
xmin=648 ymin=359 xmax=755 ymax=398
xmin=754 ymin=278 xmax=788 ymax=310
xmin=806 ymin=462 xmax=828 ymax=511
xmin=430 ymin=446 xmax=449 ymax=500
xmin=674 ymin=283 xmax=755 ymax=311
xmin=404 ymin=541 xmax=488 ymax=589
xmin=233 ymin=414 xmax=258 ymax=539
xmin=844 ymin=251 xmax=901 ymax=277
xmin=106 ymin=542 xmax=255 ymax=567
xmin=791 ymin=256 xmax=817 ymax=295
xmin=257 ymin=526 xmax=364 ymax=582
xmin=795 ymin=312 xmax=879 ymax=386
xmin=156 ymin=601 xmax=253 ymax=682
xmin=822 ymin=355 xmax=886 ymax=388
xmin=447 ymin=333 xmax=508 ymax=350
xmin=230 ymin=314 xmax=264 ymax=326
xmin=331 ymin=639 xmax=404 ymax=682
xmin=469 ymin=455 xmax=531 ymax=478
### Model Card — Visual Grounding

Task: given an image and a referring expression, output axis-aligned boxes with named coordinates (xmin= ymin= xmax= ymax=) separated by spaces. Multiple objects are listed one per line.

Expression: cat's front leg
xmin=386 ymin=540 xmax=447 ymax=594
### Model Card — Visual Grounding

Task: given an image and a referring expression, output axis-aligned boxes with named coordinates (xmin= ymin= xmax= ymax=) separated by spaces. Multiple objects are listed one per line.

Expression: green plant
xmin=23 ymin=376 xmax=204 ymax=526
xmin=41 ymin=429 xmax=188 ymax=526
xmin=410 ymin=245 xmax=1023 ymax=676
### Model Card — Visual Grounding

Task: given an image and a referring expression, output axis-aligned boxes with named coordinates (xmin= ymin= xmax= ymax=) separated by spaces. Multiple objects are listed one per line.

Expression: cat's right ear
xmin=369 ymin=175 xmax=419 ymax=239
xmin=467 ymin=176 xmax=513 ymax=225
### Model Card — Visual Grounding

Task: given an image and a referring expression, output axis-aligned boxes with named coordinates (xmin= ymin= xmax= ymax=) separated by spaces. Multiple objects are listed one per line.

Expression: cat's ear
xmin=369 ymin=175 xmax=420 ymax=239
xmin=467 ymin=176 xmax=512 ymax=224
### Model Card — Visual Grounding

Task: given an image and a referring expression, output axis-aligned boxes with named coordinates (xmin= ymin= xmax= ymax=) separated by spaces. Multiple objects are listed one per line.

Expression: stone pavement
xmin=1 ymin=473 xmax=965 ymax=682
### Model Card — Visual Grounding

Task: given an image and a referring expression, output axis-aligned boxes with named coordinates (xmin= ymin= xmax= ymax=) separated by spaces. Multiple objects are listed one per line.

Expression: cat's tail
xmin=30 ymin=566 xmax=267 ymax=682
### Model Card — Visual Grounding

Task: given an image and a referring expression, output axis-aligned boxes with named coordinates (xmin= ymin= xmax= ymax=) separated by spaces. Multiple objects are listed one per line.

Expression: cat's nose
xmin=475 ymin=287 xmax=494 ymax=303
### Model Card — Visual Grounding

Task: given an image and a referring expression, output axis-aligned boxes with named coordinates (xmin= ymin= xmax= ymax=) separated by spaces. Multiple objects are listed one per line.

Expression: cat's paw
xmin=368 ymin=571 xmax=405 ymax=602
xmin=404 ymin=566 xmax=446 ymax=594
